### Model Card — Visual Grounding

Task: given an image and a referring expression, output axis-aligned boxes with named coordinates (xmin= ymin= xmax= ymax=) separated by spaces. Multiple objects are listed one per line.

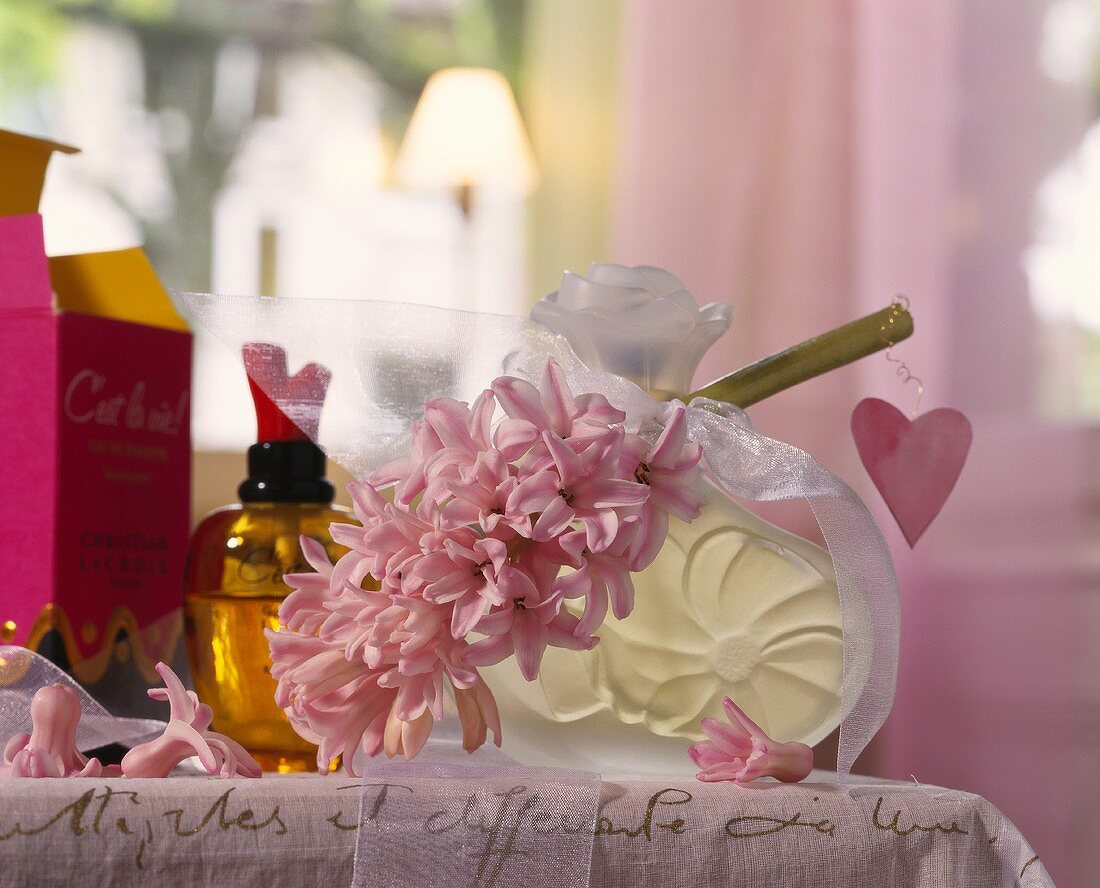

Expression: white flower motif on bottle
xmin=479 ymin=479 xmax=843 ymax=777
xmin=580 ymin=480 xmax=843 ymax=744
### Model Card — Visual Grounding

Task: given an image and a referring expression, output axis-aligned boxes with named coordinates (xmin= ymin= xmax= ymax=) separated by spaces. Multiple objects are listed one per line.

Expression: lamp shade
xmin=395 ymin=67 xmax=538 ymax=193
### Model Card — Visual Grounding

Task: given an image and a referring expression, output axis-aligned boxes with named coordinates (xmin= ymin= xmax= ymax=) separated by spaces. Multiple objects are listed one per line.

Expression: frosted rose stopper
xmin=532 ymin=264 xmax=731 ymax=398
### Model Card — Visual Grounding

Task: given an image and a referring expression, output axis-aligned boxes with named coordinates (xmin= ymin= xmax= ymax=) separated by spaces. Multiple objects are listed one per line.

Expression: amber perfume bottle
xmin=184 ymin=345 xmax=348 ymax=772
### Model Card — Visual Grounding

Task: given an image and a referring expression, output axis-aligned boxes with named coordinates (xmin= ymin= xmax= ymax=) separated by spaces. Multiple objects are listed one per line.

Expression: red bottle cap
xmin=242 ymin=343 xmax=332 ymax=442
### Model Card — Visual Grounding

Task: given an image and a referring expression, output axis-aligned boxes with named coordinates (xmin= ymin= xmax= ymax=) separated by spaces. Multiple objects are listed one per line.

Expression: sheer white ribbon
xmin=350 ymin=761 xmax=601 ymax=888
xmin=174 ymin=292 xmax=898 ymax=783
xmin=0 ymin=646 xmax=165 ymax=753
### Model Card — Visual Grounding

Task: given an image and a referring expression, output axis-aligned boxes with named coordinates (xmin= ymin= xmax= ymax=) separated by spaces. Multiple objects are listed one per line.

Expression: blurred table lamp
xmin=395 ymin=67 xmax=538 ymax=217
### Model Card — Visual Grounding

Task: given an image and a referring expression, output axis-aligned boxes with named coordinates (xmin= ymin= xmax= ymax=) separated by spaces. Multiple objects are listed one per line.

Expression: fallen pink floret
xmin=120 ymin=662 xmax=261 ymax=779
xmin=689 ymin=697 xmax=813 ymax=784
xmin=1 ymin=684 xmax=118 ymax=778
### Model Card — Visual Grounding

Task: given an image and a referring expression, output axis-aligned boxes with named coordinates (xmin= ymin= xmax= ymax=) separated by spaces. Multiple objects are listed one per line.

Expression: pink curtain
xmin=612 ymin=1 xmax=1094 ymax=883
xmin=615 ymin=0 xmax=863 ymax=482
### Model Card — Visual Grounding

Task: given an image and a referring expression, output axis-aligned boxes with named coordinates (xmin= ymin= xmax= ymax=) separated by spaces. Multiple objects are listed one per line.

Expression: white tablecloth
xmin=0 ymin=772 xmax=1052 ymax=887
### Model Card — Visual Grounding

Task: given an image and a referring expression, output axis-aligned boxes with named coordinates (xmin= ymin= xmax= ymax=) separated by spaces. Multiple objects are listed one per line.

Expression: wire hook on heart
xmin=852 ymin=296 xmax=973 ymax=547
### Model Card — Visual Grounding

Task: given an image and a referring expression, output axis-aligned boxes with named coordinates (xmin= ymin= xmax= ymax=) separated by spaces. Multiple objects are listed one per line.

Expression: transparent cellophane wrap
xmin=176 ymin=274 xmax=896 ymax=782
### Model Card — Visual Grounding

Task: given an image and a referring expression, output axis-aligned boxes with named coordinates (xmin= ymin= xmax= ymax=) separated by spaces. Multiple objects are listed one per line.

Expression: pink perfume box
xmin=0 ymin=132 xmax=192 ymax=717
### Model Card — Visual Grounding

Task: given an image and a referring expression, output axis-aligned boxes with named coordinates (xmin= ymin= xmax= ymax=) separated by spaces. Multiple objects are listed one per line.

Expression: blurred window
xmin=1027 ymin=0 xmax=1100 ymax=418
xmin=0 ymin=0 xmax=532 ymax=450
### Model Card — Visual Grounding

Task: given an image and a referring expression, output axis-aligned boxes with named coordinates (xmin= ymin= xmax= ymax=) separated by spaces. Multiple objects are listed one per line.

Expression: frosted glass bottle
xmin=481 ymin=478 xmax=840 ymax=779
xmin=479 ymin=265 xmax=845 ymax=778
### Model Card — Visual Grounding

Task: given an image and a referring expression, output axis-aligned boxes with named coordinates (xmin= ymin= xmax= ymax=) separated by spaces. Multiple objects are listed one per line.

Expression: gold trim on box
xmin=19 ymin=603 xmax=182 ymax=685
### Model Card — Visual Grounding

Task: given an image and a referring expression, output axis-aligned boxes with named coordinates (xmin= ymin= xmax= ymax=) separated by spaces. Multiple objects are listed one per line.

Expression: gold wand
xmin=688 ymin=304 xmax=914 ymax=408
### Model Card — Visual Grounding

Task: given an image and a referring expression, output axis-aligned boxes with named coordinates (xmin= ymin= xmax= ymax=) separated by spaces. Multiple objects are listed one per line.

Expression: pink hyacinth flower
xmin=464 ymin=566 xmax=594 ymax=681
xmin=689 ymin=697 xmax=813 ymax=784
xmin=268 ymin=628 xmax=398 ymax=770
xmin=121 ymin=663 xmax=261 ymax=779
xmin=1 ymin=684 xmax=118 ymax=778
xmin=383 ymin=708 xmax=434 ymax=760
xmin=528 ymin=429 xmax=649 ymax=551
xmin=373 ymin=391 xmax=496 ymax=505
xmin=491 ymin=358 xmax=626 ymax=458
xmin=439 ymin=449 xmax=531 ymax=537
xmin=453 ymin=681 xmax=502 ymax=753
xmin=413 ymin=534 xmax=510 ymax=638
xmin=278 ymin=535 xmax=344 ymax=636
xmin=626 ymin=406 xmax=704 ymax=570
xmin=554 ymin=522 xmax=638 ymax=639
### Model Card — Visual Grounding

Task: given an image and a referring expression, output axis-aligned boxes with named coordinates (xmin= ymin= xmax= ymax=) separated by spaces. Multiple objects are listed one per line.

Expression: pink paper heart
xmin=851 ymin=398 xmax=972 ymax=547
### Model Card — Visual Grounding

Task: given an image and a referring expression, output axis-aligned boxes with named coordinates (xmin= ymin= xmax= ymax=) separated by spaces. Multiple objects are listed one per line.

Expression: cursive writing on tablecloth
xmin=0 ymin=786 xmax=286 ymax=869
xmin=0 ymin=782 xmax=1014 ymax=883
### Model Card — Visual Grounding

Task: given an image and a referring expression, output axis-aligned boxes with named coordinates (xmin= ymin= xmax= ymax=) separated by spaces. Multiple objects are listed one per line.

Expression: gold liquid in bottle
xmin=184 ymin=501 xmax=349 ymax=772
